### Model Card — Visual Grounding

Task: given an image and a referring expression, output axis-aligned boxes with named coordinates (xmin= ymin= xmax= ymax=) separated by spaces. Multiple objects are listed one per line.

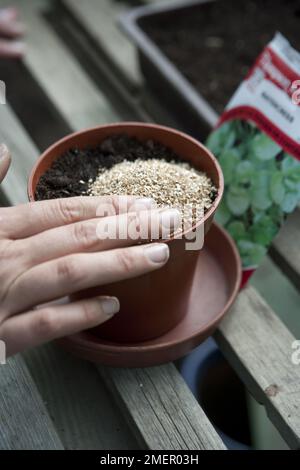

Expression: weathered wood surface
xmin=99 ymin=363 xmax=226 ymax=450
xmin=270 ymin=210 xmax=300 ymax=292
xmin=60 ymin=0 xmax=141 ymax=89
xmin=24 ymin=345 xmax=138 ymax=450
xmin=215 ymin=286 xmax=300 ymax=450
xmin=19 ymin=5 xmax=119 ymax=129
xmin=0 ymin=355 xmax=63 ymax=450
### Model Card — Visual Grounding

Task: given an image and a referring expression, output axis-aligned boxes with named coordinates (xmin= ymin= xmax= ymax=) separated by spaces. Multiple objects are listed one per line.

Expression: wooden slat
xmin=142 ymin=0 xmax=176 ymax=3
xmin=215 ymin=286 xmax=300 ymax=450
xmin=270 ymin=210 xmax=300 ymax=292
xmin=99 ymin=363 xmax=226 ymax=450
xmin=16 ymin=1 xmax=119 ymax=130
xmin=0 ymin=0 xmax=48 ymax=8
xmin=24 ymin=345 xmax=138 ymax=450
xmin=0 ymin=355 xmax=63 ymax=450
xmin=60 ymin=0 xmax=141 ymax=90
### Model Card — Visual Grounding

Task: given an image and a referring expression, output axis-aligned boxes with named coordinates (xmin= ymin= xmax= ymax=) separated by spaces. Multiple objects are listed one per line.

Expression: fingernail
xmin=100 ymin=297 xmax=120 ymax=318
xmin=160 ymin=208 xmax=181 ymax=228
xmin=145 ymin=243 xmax=169 ymax=264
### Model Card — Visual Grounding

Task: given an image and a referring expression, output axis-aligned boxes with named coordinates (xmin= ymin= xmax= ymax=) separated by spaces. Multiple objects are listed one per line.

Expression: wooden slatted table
xmin=0 ymin=0 xmax=299 ymax=450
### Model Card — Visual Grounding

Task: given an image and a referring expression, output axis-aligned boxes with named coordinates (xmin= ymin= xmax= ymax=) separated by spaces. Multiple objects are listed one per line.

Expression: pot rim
xmin=28 ymin=121 xmax=224 ymax=242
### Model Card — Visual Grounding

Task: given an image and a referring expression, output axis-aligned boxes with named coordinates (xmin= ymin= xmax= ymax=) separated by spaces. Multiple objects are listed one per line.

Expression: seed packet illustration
xmin=206 ymin=33 xmax=300 ymax=287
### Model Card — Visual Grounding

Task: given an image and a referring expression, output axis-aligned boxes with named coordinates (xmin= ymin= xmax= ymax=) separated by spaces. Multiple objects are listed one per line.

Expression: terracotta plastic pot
xmin=28 ymin=122 xmax=223 ymax=343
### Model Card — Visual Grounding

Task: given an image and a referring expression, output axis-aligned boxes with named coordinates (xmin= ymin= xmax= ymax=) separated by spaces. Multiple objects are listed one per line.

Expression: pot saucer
xmin=58 ymin=223 xmax=241 ymax=367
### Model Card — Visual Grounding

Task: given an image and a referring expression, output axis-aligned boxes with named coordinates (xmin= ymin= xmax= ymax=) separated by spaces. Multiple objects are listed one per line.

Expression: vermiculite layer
xmin=88 ymin=158 xmax=216 ymax=218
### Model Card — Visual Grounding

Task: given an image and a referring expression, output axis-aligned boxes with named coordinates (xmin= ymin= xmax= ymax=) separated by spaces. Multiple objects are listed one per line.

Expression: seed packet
xmin=206 ymin=33 xmax=300 ymax=287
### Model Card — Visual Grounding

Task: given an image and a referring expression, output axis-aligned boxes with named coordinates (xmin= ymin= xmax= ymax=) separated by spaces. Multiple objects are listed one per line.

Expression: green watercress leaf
xmin=219 ymin=148 xmax=240 ymax=184
xmin=250 ymin=133 xmax=281 ymax=161
xmin=270 ymin=172 xmax=285 ymax=204
xmin=215 ymin=200 xmax=231 ymax=226
xmin=249 ymin=215 xmax=278 ymax=246
xmin=251 ymin=172 xmax=272 ymax=210
xmin=280 ymin=192 xmax=299 ymax=213
xmin=235 ymin=160 xmax=254 ymax=183
xmin=227 ymin=221 xmax=247 ymax=242
xmin=284 ymin=178 xmax=300 ymax=198
xmin=267 ymin=205 xmax=284 ymax=227
xmin=281 ymin=154 xmax=300 ymax=175
xmin=206 ymin=122 xmax=236 ymax=155
xmin=226 ymin=186 xmax=250 ymax=216
xmin=237 ymin=240 xmax=267 ymax=267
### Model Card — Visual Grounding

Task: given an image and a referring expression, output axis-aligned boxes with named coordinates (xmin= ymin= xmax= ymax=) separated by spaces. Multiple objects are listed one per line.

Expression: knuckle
xmin=55 ymin=198 xmax=83 ymax=224
xmin=109 ymin=195 xmax=132 ymax=215
xmin=72 ymin=221 xmax=95 ymax=248
xmin=110 ymin=195 xmax=122 ymax=215
xmin=134 ymin=212 xmax=142 ymax=233
xmin=12 ymin=240 xmax=29 ymax=263
xmin=0 ymin=239 xmax=16 ymax=261
xmin=80 ymin=301 xmax=99 ymax=325
xmin=34 ymin=309 xmax=57 ymax=338
xmin=116 ymin=249 xmax=136 ymax=273
xmin=56 ymin=256 xmax=84 ymax=285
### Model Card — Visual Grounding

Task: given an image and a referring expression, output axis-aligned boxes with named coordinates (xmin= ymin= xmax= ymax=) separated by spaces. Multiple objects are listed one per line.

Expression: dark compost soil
xmin=35 ymin=134 xmax=181 ymax=200
xmin=144 ymin=0 xmax=300 ymax=114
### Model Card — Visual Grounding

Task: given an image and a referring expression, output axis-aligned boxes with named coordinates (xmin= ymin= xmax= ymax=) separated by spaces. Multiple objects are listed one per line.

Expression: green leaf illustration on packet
xmin=206 ymin=33 xmax=300 ymax=286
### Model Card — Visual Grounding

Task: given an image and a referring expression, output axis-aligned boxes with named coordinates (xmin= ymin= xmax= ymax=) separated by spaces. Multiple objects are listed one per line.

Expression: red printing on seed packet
xmin=219 ymin=33 xmax=300 ymax=160
xmin=206 ymin=34 xmax=300 ymax=288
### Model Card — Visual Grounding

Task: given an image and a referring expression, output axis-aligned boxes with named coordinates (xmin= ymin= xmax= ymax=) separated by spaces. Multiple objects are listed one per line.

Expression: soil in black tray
xmin=35 ymin=134 xmax=181 ymax=200
xmin=144 ymin=0 xmax=300 ymax=114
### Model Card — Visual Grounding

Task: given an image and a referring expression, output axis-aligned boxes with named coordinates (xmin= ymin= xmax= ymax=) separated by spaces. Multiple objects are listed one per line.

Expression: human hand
xmin=0 ymin=144 xmax=175 ymax=356
xmin=0 ymin=7 xmax=25 ymax=58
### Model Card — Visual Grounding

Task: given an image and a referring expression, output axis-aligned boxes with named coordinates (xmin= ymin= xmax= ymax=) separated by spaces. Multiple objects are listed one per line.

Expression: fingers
xmin=21 ymin=208 xmax=180 ymax=265
xmin=1 ymin=296 xmax=120 ymax=356
xmin=0 ymin=144 xmax=11 ymax=182
xmin=0 ymin=7 xmax=24 ymax=38
xmin=0 ymin=19 xmax=24 ymax=38
xmin=0 ymin=7 xmax=24 ymax=59
xmin=8 ymin=243 xmax=170 ymax=313
xmin=2 ymin=195 xmax=151 ymax=239
xmin=0 ymin=39 xmax=24 ymax=58
xmin=0 ymin=23 xmax=24 ymax=38
xmin=0 ymin=7 xmax=19 ymax=23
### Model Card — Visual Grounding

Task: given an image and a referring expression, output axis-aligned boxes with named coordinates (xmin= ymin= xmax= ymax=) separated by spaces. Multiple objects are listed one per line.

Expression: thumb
xmin=0 ymin=144 xmax=11 ymax=183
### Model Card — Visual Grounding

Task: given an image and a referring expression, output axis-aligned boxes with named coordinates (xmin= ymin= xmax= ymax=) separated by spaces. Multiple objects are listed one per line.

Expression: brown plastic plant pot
xmin=28 ymin=122 xmax=224 ymax=343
